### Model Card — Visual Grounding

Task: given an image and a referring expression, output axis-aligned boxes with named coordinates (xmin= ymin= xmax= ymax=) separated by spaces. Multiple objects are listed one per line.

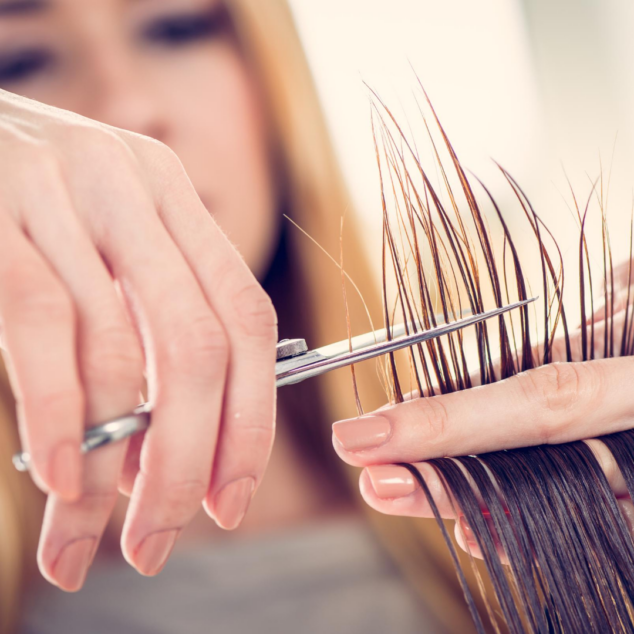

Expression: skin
xmin=333 ymin=271 xmax=634 ymax=558
xmin=0 ymin=0 xmax=284 ymax=591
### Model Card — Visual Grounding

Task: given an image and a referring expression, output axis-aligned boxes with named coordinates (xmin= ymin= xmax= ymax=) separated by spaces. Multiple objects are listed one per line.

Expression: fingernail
xmin=53 ymin=537 xmax=96 ymax=592
xmin=332 ymin=416 xmax=391 ymax=452
xmin=214 ymin=476 xmax=255 ymax=530
xmin=366 ymin=465 xmax=418 ymax=498
xmin=458 ymin=515 xmax=476 ymax=544
xmin=134 ymin=529 xmax=179 ymax=576
xmin=51 ymin=441 xmax=82 ymax=502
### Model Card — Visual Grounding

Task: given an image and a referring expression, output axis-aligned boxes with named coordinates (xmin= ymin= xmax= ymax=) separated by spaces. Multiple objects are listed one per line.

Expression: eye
xmin=141 ymin=7 xmax=230 ymax=47
xmin=0 ymin=48 xmax=54 ymax=84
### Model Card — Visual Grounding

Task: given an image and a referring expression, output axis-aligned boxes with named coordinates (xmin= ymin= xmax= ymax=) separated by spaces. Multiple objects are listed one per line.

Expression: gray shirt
xmin=21 ymin=518 xmax=444 ymax=634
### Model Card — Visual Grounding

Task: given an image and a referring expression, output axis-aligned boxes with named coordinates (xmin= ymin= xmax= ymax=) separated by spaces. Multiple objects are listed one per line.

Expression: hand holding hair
xmin=333 ymin=300 xmax=634 ymax=548
xmin=0 ymin=90 xmax=278 ymax=591
xmin=330 ymin=85 xmax=634 ymax=632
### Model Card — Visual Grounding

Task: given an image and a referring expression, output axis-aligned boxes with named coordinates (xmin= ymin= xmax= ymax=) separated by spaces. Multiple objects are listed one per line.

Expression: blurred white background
xmin=288 ymin=0 xmax=634 ymax=278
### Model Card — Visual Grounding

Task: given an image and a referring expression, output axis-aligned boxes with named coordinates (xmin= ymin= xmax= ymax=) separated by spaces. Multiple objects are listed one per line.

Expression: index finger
xmin=333 ymin=357 xmax=634 ymax=466
xmin=141 ymin=146 xmax=278 ymax=530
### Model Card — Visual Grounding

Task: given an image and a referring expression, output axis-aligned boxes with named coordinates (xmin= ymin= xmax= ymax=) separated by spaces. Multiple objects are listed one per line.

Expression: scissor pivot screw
xmin=276 ymin=338 xmax=308 ymax=360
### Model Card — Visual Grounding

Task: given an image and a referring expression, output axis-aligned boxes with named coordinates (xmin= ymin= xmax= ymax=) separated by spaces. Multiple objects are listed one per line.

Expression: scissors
xmin=12 ymin=297 xmax=535 ymax=472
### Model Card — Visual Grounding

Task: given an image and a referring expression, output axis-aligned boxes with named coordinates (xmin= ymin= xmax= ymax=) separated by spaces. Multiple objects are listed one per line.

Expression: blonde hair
xmin=0 ymin=1 xmax=485 ymax=631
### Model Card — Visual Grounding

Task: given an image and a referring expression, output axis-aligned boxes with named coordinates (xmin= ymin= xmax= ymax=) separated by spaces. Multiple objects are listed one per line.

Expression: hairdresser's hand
xmin=332 ymin=303 xmax=634 ymax=554
xmin=0 ymin=91 xmax=277 ymax=590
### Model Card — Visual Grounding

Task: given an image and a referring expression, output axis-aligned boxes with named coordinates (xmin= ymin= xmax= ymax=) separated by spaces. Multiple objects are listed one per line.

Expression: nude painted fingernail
xmin=458 ymin=515 xmax=476 ymax=544
xmin=332 ymin=416 xmax=391 ymax=452
xmin=51 ymin=441 xmax=82 ymax=502
xmin=366 ymin=465 xmax=418 ymax=498
xmin=134 ymin=529 xmax=179 ymax=576
xmin=53 ymin=537 xmax=96 ymax=592
xmin=214 ymin=476 xmax=255 ymax=530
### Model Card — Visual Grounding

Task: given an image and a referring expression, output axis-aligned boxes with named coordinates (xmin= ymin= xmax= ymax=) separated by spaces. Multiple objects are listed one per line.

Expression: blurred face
xmin=0 ymin=0 xmax=280 ymax=277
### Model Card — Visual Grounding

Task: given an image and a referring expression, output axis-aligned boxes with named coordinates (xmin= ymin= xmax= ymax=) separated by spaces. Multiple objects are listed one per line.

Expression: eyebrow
xmin=0 ymin=0 xmax=48 ymax=16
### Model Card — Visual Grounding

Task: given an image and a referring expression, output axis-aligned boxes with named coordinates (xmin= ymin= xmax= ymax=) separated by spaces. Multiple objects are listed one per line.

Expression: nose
xmin=83 ymin=47 xmax=169 ymax=142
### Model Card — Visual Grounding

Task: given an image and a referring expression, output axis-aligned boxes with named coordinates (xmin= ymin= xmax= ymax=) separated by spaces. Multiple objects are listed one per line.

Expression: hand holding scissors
xmin=15 ymin=298 xmax=535 ymax=470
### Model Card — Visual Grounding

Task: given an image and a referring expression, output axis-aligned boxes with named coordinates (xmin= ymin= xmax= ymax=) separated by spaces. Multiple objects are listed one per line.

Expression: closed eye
xmin=141 ymin=6 xmax=230 ymax=48
xmin=0 ymin=47 xmax=54 ymax=84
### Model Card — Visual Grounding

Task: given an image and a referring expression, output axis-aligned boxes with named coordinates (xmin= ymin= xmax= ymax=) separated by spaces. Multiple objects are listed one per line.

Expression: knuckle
xmin=65 ymin=124 xmax=114 ymax=148
xmin=167 ymin=478 xmax=208 ymax=507
xmin=161 ymin=315 xmax=229 ymax=381
xmin=98 ymin=128 xmax=132 ymax=155
xmin=518 ymin=363 xmax=601 ymax=443
xmin=148 ymin=137 xmax=180 ymax=164
xmin=2 ymin=139 xmax=62 ymax=192
xmin=226 ymin=420 xmax=274 ymax=449
xmin=150 ymin=140 xmax=181 ymax=168
xmin=231 ymin=283 xmax=278 ymax=340
xmin=140 ymin=475 xmax=208 ymax=524
xmin=18 ymin=141 xmax=60 ymax=175
xmin=75 ymin=488 xmax=119 ymax=513
xmin=126 ymin=133 xmax=182 ymax=173
xmin=520 ymin=363 xmax=579 ymax=414
xmin=66 ymin=125 xmax=136 ymax=167
xmin=239 ymin=420 xmax=275 ymax=436
xmin=82 ymin=325 xmax=145 ymax=391
xmin=22 ymin=385 xmax=83 ymax=422
xmin=416 ymin=397 xmax=450 ymax=449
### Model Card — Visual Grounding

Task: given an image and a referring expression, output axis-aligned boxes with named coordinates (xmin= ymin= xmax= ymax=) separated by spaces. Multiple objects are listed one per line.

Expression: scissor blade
xmin=276 ymin=297 xmax=536 ymax=387
xmin=316 ymin=309 xmax=472 ymax=360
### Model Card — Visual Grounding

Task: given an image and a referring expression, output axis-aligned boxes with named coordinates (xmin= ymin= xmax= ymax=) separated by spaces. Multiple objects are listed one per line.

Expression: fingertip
xmin=454 ymin=513 xmax=509 ymax=563
xmin=358 ymin=466 xmax=427 ymax=517
xmin=209 ymin=476 xmax=255 ymax=530
xmin=117 ymin=473 xmax=135 ymax=498
xmin=358 ymin=467 xmax=373 ymax=497
xmin=453 ymin=519 xmax=488 ymax=560
xmin=39 ymin=537 xmax=97 ymax=592
xmin=364 ymin=464 xmax=418 ymax=499
xmin=358 ymin=468 xmax=382 ymax=511
xmin=453 ymin=519 xmax=476 ymax=555
xmin=331 ymin=416 xmax=391 ymax=453
xmin=132 ymin=529 xmax=179 ymax=576
xmin=331 ymin=428 xmax=351 ymax=462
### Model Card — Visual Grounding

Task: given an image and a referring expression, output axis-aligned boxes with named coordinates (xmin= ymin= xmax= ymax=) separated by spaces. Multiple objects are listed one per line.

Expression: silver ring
xmin=12 ymin=404 xmax=151 ymax=473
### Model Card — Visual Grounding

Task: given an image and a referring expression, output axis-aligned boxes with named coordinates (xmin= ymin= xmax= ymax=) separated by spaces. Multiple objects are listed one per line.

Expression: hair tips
xmin=371 ymin=83 xmax=634 ymax=632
